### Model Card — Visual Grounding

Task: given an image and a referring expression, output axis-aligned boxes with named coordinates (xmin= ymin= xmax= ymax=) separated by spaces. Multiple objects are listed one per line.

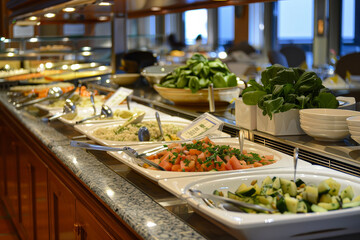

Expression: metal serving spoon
xmin=293 ymin=147 xmax=299 ymax=183
xmin=90 ymin=91 xmax=96 ymax=115
xmin=138 ymin=126 xmax=150 ymax=141
xmin=189 ymin=189 xmax=274 ymax=213
xmin=75 ymin=105 xmax=113 ymax=124
xmin=16 ymin=87 xmax=63 ymax=109
xmin=46 ymin=99 xmax=77 ymax=122
xmin=155 ymin=112 xmax=165 ymax=140
xmin=238 ymin=129 xmax=244 ymax=154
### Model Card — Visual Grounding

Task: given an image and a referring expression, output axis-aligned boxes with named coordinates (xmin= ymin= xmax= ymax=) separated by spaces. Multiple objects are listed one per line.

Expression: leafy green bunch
xmin=160 ymin=53 xmax=238 ymax=93
xmin=242 ymin=64 xmax=339 ymax=119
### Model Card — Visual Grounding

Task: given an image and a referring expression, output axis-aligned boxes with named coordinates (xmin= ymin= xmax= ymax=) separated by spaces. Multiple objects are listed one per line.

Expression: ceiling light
xmin=151 ymin=7 xmax=161 ymax=11
xmin=99 ymin=2 xmax=112 ymax=6
xmin=63 ymin=7 xmax=75 ymax=12
xmin=44 ymin=13 xmax=56 ymax=18
xmin=29 ymin=16 xmax=37 ymax=21
xmin=45 ymin=62 xmax=53 ymax=69
xmin=82 ymin=46 xmax=91 ymax=51
xmin=36 ymin=22 xmax=41 ymax=26
xmin=98 ymin=16 xmax=108 ymax=21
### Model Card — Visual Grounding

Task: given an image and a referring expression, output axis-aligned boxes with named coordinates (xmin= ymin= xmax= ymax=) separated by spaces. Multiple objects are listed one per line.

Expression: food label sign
xmin=178 ymin=113 xmax=224 ymax=139
xmin=105 ymin=87 xmax=133 ymax=107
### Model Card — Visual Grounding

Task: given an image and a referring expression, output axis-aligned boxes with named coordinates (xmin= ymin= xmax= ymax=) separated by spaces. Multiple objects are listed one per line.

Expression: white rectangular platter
xmin=107 ymin=137 xmax=312 ymax=182
xmin=158 ymin=166 xmax=360 ymax=240
xmin=74 ymin=117 xmax=192 ymax=146
xmin=58 ymin=103 xmax=169 ymax=125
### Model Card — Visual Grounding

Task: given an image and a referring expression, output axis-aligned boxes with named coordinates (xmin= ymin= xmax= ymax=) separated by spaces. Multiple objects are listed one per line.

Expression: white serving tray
xmin=158 ymin=166 xmax=360 ymax=240
xmin=107 ymin=137 xmax=311 ymax=182
xmin=74 ymin=117 xmax=192 ymax=146
xmin=58 ymin=103 xmax=168 ymax=125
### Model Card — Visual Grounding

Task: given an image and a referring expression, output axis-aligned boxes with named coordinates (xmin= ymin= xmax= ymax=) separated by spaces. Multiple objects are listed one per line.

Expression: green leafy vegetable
xmin=159 ymin=53 xmax=239 ymax=92
xmin=242 ymin=64 xmax=338 ymax=119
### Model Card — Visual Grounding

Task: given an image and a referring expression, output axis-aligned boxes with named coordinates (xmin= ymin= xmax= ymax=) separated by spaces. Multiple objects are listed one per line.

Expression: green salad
xmin=242 ymin=64 xmax=339 ymax=119
xmin=213 ymin=176 xmax=360 ymax=214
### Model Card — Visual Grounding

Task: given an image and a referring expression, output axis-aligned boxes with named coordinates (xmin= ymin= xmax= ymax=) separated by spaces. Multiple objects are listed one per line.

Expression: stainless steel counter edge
xmin=0 ymin=93 xmax=206 ymax=240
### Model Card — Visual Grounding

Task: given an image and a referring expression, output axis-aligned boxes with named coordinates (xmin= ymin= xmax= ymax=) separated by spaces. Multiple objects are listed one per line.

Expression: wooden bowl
xmin=153 ymin=85 xmax=241 ymax=105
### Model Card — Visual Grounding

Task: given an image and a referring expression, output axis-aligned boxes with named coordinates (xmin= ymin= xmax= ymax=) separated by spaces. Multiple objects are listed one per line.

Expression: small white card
xmin=178 ymin=113 xmax=224 ymax=140
xmin=105 ymin=87 xmax=133 ymax=107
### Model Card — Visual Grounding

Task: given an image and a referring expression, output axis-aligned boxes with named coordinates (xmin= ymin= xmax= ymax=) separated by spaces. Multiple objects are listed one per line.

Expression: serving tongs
xmin=189 ymin=189 xmax=274 ymax=213
xmin=70 ymin=141 xmax=165 ymax=171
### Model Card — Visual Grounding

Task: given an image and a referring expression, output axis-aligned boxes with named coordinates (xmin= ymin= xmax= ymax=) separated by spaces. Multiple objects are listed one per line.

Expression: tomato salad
xmin=145 ymin=137 xmax=276 ymax=172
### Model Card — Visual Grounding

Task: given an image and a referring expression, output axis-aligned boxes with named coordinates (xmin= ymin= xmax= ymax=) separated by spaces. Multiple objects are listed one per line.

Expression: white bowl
xmin=300 ymin=109 xmax=360 ymax=121
xmin=301 ymin=125 xmax=349 ymax=141
xmin=141 ymin=65 xmax=179 ymax=85
xmin=300 ymin=119 xmax=348 ymax=130
xmin=159 ymin=167 xmax=360 ymax=240
xmin=350 ymin=135 xmax=360 ymax=144
xmin=110 ymin=73 xmax=140 ymax=85
xmin=300 ymin=115 xmax=347 ymax=125
xmin=348 ymin=125 xmax=360 ymax=132
xmin=349 ymin=131 xmax=360 ymax=138
xmin=347 ymin=116 xmax=360 ymax=127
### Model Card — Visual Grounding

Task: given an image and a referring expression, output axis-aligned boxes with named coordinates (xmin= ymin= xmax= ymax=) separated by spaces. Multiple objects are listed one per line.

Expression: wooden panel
xmin=75 ymin=201 xmax=115 ymax=240
xmin=48 ymin=172 xmax=76 ymax=240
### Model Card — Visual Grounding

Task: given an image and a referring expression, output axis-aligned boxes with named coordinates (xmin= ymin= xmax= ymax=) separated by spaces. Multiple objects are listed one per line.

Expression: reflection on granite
xmin=0 ymin=93 xmax=205 ymax=240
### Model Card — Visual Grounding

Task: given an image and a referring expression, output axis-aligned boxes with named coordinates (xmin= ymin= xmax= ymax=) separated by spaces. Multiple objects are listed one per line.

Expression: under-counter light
xmin=90 ymin=62 xmax=97 ymax=67
xmin=82 ymin=46 xmax=91 ymax=51
xmin=29 ymin=37 xmax=38 ymax=43
xmin=151 ymin=7 xmax=161 ymax=11
xmin=99 ymin=2 xmax=112 ymax=6
xmin=98 ymin=16 xmax=108 ymax=21
xmin=44 ymin=13 xmax=56 ymax=18
xmin=63 ymin=7 xmax=76 ymax=12
xmin=29 ymin=16 xmax=37 ymax=21
xmin=218 ymin=51 xmax=227 ymax=59
xmin=146 ymin=221 xmax=157 ymax=228
xmin=36 ymin=22 xmax=41 ymax=26
xmin=4 ymin=64 xmax=10 ymax=70
xmin=62 ymin=65 xmax=69 ymax=70
xmin=106 ymin=189 xmax=114 ymax=197
xmin=98 ymin=66 xmax=107 ymax=71
xmin=82 ymin=51 xmax=92 ymax=56
xmin=62 ymin=37 xmax=69 ymax=41
xmin=0 ymin=37 xmax=5 ymax=42
xmin=7 ymin=53 xmax=15 ymax=57
xmin=3 ymin=39 xmax=10 ymax=43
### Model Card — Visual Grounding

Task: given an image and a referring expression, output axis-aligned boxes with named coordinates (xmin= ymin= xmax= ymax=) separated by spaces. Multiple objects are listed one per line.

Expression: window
xmin=184 ymin=9 xmax=208 ymax=45
xmin=277 ymin=0 xmax=314 ymax=43
xmin=341 ymin=0 xmax=355 ymax=43
xmin=218 ymin=6 xmax=234 ymax=48
xmin=63 ymin=24 xmax=85 ymax=36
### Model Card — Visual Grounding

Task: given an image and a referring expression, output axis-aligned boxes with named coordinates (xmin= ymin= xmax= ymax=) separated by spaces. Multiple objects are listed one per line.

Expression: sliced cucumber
xmin=324 ymin=178 xmax=341 ymax=196
xmin=254 ymin=184 xmax=261 ymax=195
xmin=235 ymin=183 xmax=256 ymax=197
xmin=340 ymin=186 xmax=354 ymax=200
xmin=297 ymin=200 xmax=308 ymax=213
xmin=280 ymin=178 xmax=297 ymax=197
xmin=285 ymin=197 xmax=298 ymax=213
xmin=343 ymin=201 xmax=360 ymax=209
xmin=311 ymin=204 xmax=328 ymax=212
xmin=318 ymin=202 xmax=340 ymax=210
xmin=319 ymin=193 xmax=332 ymax=203
xmin=302 ymin=186 xmax=318 ymax=204
xmin=318 ymin=181 xmax=330 ymax=195
xmin=257 ymin=196 xmax=273 ymax=205
xmin=272 ymin=177 xmax=281 ymax=190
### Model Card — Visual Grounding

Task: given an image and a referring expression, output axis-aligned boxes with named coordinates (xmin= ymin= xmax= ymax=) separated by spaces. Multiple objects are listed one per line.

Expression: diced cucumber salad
xmin=213 ymin=177 xmax=360 ymax=214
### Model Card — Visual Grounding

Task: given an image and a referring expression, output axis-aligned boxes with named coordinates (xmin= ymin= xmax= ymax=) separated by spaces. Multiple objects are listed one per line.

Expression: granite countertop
xmin=0 ymin=93 xmax=206 ymax=240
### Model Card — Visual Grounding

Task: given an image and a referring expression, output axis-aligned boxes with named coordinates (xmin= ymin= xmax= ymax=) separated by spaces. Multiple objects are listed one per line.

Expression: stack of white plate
xmin=346 ymin=116 xmax=360 ymax=144
xmin=300 ymin=109 xmax=360 ymax=141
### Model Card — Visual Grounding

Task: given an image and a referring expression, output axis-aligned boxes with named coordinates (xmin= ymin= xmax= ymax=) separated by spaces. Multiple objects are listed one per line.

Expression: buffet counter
xmin=0 ymin=92 xmax=235 ymax=240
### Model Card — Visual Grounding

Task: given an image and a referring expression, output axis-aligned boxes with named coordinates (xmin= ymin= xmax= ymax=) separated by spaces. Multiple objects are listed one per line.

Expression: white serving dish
xmin=110 ymin=73 xmax=140 ymax=85
xmin=337 ymin=96 xmax=356 ymax=110
xmin=350 ymin=135 xmax=360 ymax=144
xmin=74 ymin=117 xmax=191 ymax=146
xmin=235 ymin=98 xmax=257 ymax=130
xmin=141 ymin=65 xmax=178 ymax=85
xmin=107 ymin=137 xmax=311 ymax=182
xmin=347 ymin=115 xmax=360 ymax=127
xmin=300 ymin=119 xmax=348 ymax=130
xmin=300 ymin=115 xmax=347 ymax=125
xmin=58 ymin=103 xmax=167 ymax=125
xmin=158 ymin=167 xmax=360 ymax=240
xmin=348 ymin=125 xmax=360 ymax=132
xmin=301 ymin=125 xmax=349 ymax=141
xmin=300 ymin=109 xmax=360 ymax=121
xmin=257 ymin=108 xmax=304 ymax=136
